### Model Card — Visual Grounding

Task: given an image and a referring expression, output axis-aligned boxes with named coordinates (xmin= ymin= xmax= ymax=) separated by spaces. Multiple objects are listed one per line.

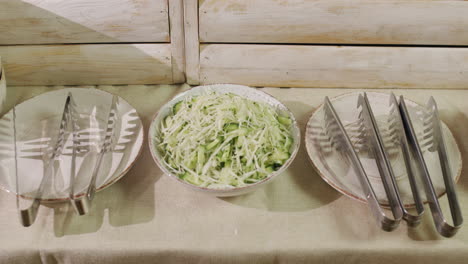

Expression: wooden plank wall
xmin=1 ymin=0 xmax=468 ymax=88
xmin=0 ymin=0 xmax=181 ymax=85
xmin=194 ymin=0 xmax=468 ymax=89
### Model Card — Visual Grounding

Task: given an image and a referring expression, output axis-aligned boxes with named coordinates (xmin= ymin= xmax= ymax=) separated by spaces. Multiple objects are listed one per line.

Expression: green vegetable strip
xmin=155 ymin=93 xmax=293 ymax=189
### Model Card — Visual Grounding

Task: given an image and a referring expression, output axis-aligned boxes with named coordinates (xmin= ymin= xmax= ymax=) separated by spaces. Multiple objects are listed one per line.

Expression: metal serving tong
xmin=324 ymin=96 xmax=400 ymax=231
xmin=399 ymin=96 xmax=463 ymax=237
xmin=17 ymin=93 xmax=77 ymax=227
xmin=358 ymin=93 xmax=424 ymax=227
xmin=70 ymin=95 xmax=118 ymax=215
xmin=357 ymin=93 xmax=404 ymax=228
xmin=387 ymin=93 xmax=424 ymax=226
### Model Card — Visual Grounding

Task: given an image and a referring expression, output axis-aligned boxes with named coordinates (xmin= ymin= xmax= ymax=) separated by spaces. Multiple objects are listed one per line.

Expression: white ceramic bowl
xmin=148 ymin=84 xmax=300 ymax=197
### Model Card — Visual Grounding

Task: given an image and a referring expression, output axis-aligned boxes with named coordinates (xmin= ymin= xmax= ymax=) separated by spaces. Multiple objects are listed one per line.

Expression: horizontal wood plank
xmin=0 ymin=0 xmax=169 ymax=44
xmin=0 ymin=44 xmax=173 ymax=85
xmin=199 ymin=0 xmax=468 ymax=45
xmin=200 ymin=44 xmax=468 ymax=89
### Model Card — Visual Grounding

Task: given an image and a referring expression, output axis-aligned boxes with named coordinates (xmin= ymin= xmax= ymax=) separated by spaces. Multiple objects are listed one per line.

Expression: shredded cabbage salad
xmin=155 ymin=92 xmax=293 ymax=189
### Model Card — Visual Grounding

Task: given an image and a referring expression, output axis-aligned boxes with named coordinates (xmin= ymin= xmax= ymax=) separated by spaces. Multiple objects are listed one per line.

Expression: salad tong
xmin=17 ymin=93 xmax=77 ymax=226
xmin=358 ymin=93 xmax=424 ymax=227
xmin=386 ymin=94 xmax=425 ymax=226
xmin=324 ymin=96 xmax=400 ymax=231
xmin=399 ymin=96 xmax=463 ymax=237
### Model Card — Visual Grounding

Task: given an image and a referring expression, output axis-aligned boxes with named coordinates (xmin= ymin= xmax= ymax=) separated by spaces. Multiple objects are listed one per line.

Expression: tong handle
xmin=71 ymin=149 xmax=104 ymax=215
xmin=11 ymin=106 xmax=41 ymax=227
xmin=87 ymin=151 xmax=104 ymax=201
xmin=427 ymin=97 xmax=463 ymax=228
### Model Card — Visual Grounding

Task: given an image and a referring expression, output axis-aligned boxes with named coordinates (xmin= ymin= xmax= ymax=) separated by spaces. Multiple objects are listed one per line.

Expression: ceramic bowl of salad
xmin=149 ymin=84 xmax=300 ymax=197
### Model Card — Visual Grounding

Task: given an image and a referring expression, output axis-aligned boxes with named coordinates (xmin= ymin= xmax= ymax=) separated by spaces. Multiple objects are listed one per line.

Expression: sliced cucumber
xmin=265 ymin=166 xmax=275 ymax=174
xmin=284 ymin=136 xmax=293 ymax=150
xmin=278 ymin=116 xmax=292 ymax=126
xmin=205 ymin=137 xmax=221 ymax=150
xmin=269 ymin=149 xmax=290 ymax=163
xmin=186 ymin=153 xmax=197 ymax=169
xmin=173 ymin=101 xmax=183 ymax=114
xmin=224 ymin=123 xmax=239 ymax=132
xmin=244 ymin=178 xmax=257 ymax=184
xmin=180 ymin=173 xmax=198 ymax=185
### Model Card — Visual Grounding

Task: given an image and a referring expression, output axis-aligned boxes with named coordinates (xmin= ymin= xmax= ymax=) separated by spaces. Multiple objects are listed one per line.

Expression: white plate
xmin=148 ymin=84 xmax=301 ymax=197
xmin=305 ymin=92 xmax=462 ymax=207
xmin=0 ymin=88 xmax=144 ymax=202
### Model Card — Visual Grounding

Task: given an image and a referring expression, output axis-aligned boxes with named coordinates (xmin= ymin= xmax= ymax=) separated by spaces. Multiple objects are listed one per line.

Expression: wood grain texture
xmin=169 ymin=0 xmax=186 ymax=83
xmin=199 ymin=0 xmax=468 ymax=45
xmin=0 ymin=0 xmax=169 ymax=44
xmin=200 ymin=44 xmax=468 ymax=89
xmin=0 ymin=44 xmax=173 ymax=85
xmin=184 ymin=0 xmax=200 ymax=85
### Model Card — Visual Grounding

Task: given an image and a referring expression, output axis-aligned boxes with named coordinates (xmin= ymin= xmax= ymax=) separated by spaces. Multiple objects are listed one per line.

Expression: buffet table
xmin=1 ymin=85 xmax=467 ymax=263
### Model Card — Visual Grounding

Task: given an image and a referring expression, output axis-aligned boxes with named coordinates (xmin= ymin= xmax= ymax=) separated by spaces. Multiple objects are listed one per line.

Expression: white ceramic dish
xmin=0 ymin=88 xmax=144 ymax=202
xmin=305 ymin=92 xmax=462 ymax=207
xmin=148 ymin=84 xmax=301 ymax=197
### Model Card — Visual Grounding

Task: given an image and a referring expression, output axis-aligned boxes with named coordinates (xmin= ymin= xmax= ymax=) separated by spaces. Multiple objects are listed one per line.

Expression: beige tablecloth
xmin=1 ymin=85 xmax=467 ymax=264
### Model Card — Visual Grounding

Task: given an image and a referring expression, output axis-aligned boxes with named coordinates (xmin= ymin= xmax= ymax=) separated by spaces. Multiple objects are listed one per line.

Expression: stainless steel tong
xmin=324 ymin=96 xmax=400 ymax=231
xmin=399 ymin=96 xmax=463 ymax=237
xmin=70 ymin=95 xmax=118 ymax=215
xmin=358 ymin=93 xmax=424 ymax=227
xmin=357 ymin=93 xmax=404 ymax=228
xmin=17 ymin=93 xmax=76 ymax=227
xmin=387 ymin=93 xmax=424 ymax=226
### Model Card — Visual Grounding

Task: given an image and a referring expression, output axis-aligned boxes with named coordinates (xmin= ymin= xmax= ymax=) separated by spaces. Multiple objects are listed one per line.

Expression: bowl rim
xmin=148 ymin=84 xmax=301 ymax=194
